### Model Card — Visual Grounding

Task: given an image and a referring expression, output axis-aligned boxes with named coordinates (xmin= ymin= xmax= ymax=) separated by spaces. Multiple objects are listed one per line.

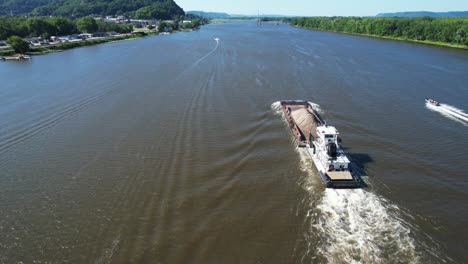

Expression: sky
xmin=175 ymin=0 xmax=468 ymax=16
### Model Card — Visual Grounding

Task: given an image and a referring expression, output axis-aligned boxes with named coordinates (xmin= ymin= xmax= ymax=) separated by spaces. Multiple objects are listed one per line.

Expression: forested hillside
xmin=0 ymin=0 xmax=51 ymax=16
xmin=0 ymin=16 xmax=133 ymax=39
xmin=291 ymin=17 xmax=468 ymax=47
xmin=0 ymin=0 xmax=184 ymax=18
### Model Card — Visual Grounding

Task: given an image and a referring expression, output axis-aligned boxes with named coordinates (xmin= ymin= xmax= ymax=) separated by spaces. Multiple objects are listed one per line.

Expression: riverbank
xmin=30 ymin=33 xmax=146 ymax=55
xmin=290 ymin=17 xmax=468 ymax=51
xmin=0 ymin=33 xmax=145 ymax=59
xmin=0 ymin=27 xmax=201 ymax=60
xmin=294 ymin=26 xmax=468 ymax=50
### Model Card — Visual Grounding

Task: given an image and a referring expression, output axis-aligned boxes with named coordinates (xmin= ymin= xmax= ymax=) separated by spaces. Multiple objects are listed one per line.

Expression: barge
xmin=280 ymin=100 xmax=362 ymax=188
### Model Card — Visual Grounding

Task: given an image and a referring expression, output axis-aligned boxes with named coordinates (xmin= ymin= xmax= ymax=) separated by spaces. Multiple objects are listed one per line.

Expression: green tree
xmin=77 ymin=17 xmax=98 ymax=33
xmin=192 ymin=19 xmax=201 ymax=28
xmin=50 ymin=17 xmax=76 ymax=36
xmin=181 ymin=22 xmax=192 ymax=29
xmin=290 ymin=16 xmax=468 ymax=47
xmin=6 ymin=36 xmax=30 ymax=53
xmin=25 ymin=18 xmax=55 ymax=37
xmin=158 ymin=22 xmax=168 ymax=32
xmin=135 ymin=1 xmax=184 ymax=20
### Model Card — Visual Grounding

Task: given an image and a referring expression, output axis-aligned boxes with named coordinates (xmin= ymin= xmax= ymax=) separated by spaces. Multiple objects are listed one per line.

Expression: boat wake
xmin=426 ymin=102 xmax=468 ymax=126
xmin=185 ymin=38 xmax=220 ymax=73
xmin=311 ymin=189 xmax=418 ymax=263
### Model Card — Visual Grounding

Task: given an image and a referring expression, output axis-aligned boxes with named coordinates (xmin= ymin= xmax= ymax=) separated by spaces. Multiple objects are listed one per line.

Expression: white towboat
xmin=280 ymin=100 xmax=362 ymax=188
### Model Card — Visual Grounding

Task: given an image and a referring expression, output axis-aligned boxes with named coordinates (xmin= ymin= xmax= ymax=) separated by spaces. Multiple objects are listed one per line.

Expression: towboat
xmin=280 ymin=100 xmax=362 ymax=188
xmin=425 ymin=98 xmax=440 ymax=106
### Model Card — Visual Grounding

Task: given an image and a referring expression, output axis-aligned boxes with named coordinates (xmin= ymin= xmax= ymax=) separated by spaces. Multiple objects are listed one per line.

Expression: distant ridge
xmin=187 ymin=11 xmax=231 ymax=19
xmin=376 ymin=11 xmax=468 ymax=17
xmin=187 ymin=11 xmax=288 ymax=19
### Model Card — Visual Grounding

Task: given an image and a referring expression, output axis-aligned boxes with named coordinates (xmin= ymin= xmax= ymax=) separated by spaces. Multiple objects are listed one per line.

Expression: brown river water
xmin=0 ymin=21 xmax=467 ymax=263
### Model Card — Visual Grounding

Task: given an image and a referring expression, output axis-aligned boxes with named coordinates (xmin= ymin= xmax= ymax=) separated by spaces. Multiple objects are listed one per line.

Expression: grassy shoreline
xmin=293 ymin=26 xmax=468 ymax=50
xmin=0 ymin=33 xmax=146 ymax=58
xmin=28 ymin=33 xmax=147 ymax=55
xmin=1 ymin=30 xmax=168 ymax=58
xmin=1 ymin=26 xmax=202 ymax=59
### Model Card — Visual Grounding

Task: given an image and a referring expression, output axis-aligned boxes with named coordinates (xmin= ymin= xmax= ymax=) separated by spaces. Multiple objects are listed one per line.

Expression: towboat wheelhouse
xmin=311 ymin=125 xmax=350 ymax=171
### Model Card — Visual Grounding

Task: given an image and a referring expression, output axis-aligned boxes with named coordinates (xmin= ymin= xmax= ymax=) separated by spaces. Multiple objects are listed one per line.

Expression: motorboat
xmin=425 ymin=98 xmax=440 ymax=106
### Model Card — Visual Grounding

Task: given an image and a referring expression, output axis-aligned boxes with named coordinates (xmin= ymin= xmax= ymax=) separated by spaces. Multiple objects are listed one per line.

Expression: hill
xmin=0 ymin=0 xmax=184 ymax=19
xmin=187 ymin=11 xmax=289 ymax=19
xmin=376 ymin=11 xmax=468 ymax=17
xmin=0 ymin=0 xmax=52 ymax=16
xmin=187 ymin=11 xmax=231 ymax=19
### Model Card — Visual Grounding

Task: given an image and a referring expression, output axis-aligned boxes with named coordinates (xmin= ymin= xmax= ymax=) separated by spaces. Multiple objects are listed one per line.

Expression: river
xmin=0 ymin=21 xmax=467 ymax=263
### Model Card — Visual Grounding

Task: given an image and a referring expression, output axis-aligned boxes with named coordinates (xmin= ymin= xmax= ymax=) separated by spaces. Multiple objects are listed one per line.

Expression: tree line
xmin=291 ymin=17 xmax=468 ymax=46
xmin=0 ymin=16 xmax=133 ymax=40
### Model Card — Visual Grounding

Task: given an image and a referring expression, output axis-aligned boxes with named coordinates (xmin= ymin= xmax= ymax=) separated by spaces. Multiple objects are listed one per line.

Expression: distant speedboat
xmin=425 ymin=98 xmax=440 ymax=106
xmin=213 ymin=38 xmax=220 ymax=42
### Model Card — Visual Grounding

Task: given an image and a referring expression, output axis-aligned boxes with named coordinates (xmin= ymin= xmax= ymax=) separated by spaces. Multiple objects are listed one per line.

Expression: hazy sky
xmin=175 ymin=0 xmax=468 ymax=16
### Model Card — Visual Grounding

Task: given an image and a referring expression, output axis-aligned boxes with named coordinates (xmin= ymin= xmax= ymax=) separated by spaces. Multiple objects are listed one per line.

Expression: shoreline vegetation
xmin=291 ymin=17 xmax=468 ymax=50
xmin=27 ymin=33 xmax=145 ymax=55
xmin=0 ymin=29 xmax=195 ymax=59
xmin=0 ymin=16 xmax=206 ymax=60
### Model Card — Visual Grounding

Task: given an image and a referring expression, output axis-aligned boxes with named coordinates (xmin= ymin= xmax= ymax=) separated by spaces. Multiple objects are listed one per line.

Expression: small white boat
xmin=213 ymin=38 xmax=220 ymax=42
xmin=425 ymin=98 xmax=440 ymax=106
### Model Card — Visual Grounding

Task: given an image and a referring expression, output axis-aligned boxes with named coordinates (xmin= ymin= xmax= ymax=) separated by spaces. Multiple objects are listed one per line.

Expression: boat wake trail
xmin=188 ymin=39 xmax=219 ymax=71
xmin=426 ymin=103 xmax=468 ymax=126
xmin=311 ymin=189 xmax=418 ymax=263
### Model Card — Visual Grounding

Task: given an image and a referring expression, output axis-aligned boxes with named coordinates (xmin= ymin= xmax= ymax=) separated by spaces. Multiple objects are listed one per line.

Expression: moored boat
xmin=280 ymin=100 xmax=362 ymax=188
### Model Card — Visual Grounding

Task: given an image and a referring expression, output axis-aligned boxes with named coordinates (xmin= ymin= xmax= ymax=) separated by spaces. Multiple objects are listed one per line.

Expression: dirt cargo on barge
xmin=280 ymin=100 xmax=362 ymax=188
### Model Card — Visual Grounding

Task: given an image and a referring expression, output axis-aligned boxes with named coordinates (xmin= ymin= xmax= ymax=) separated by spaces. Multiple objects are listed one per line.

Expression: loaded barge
xmin=280 ymin=100 xmax=362 ymax=188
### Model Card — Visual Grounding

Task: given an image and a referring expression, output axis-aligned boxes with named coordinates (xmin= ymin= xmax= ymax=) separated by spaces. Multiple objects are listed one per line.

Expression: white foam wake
xmin=426 ymin=103 xmax=468 ymax=126
xmin=312 ymin=189 xmax=418 ymax=263
xmin=271 ymin=101 xmax=283 ymax=115
xmin=441 ymin=104 xmax=468 ymax=118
